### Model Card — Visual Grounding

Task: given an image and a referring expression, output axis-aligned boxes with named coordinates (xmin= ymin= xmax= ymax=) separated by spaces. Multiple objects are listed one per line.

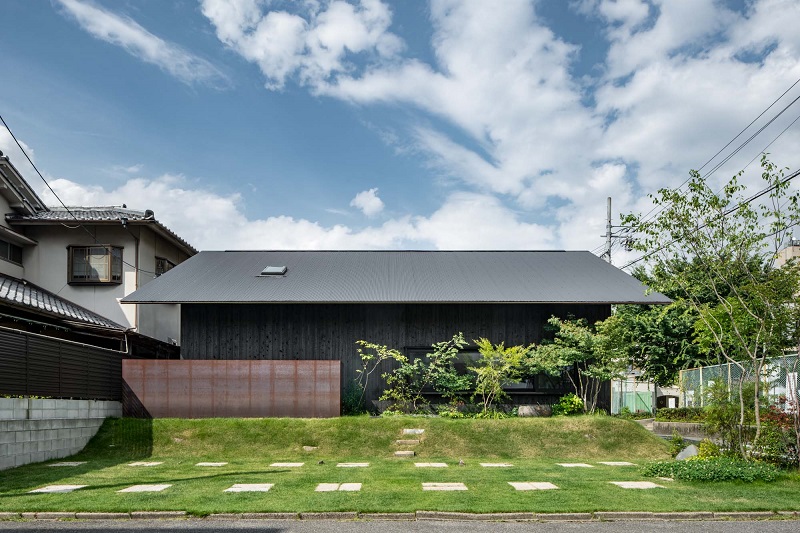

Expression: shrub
xmin=552 ymin=393 xmax=584 ymax=416
xmin=668 ymin=430 xmax=685 ymax=458
xmin=654 ymin=407 xmax=705 ymax=422
xmin=641 ymin=457 xmax=780 ymax=482
xmin=341 ymin=381 xmax=367 ymax=415
xmin=697 ymin=438 xmax=721 ymax=459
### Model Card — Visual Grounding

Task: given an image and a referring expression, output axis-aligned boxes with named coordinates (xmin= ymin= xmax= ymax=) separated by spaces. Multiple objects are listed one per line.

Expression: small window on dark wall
xmin=155 ymin=257 xmax=175 ymax=276
xmin=68 ymin=245 xmax=123 ymax=284
xmin=0 ymin=239 xmax=23 ymax=265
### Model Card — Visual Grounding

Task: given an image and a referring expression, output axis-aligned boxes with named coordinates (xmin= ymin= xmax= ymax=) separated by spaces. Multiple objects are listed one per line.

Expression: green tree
xmin=623 ymin=155 xmax=800 ymax=457
xmin=470 ymin=339 xmax=532 ymax=413
xmin=528 ymin=316 xmax=627 ymax=413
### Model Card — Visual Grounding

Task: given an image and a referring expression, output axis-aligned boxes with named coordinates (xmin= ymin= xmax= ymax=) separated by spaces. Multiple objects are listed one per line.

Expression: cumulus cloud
xmin=56 ymin=0 xmax=229 ymax=87
xmin=350 ymin=187 xmax=384 ymax=216
xmin=201 ymin=0 xmax=402 ymax=90
xmin=40 ymin=175 xmax=553 ymax=251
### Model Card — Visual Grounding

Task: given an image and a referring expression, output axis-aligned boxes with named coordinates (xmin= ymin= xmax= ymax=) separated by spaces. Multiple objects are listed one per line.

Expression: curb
xmin=1 ymin=510 xmax=799 ymax=522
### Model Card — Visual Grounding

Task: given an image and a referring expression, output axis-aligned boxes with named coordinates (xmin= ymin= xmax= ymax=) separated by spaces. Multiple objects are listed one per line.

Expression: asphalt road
xmin=0 ymin=520 xmax=798 ymax=533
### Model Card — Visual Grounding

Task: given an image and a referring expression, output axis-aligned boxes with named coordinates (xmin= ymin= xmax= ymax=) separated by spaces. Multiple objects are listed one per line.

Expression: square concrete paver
xmin=480 ymin=463 xmax=513 ymax=467
xmin=270 ymin=462 xmax=304 ymax=467
xmin=315 ymin=483 xmax=362 ymax=492
xmin=196 ymin=462 xmax=228 ymax=467
xmin=29 ymin=485 xmax=87 ymax=494
xmin=337 ymin=463 xmax=369 ymax=468
xmin=403 ymin=429 xmax=425 ymax=435
xmin=599 ymin=461 xmax=635 ymax=466
xmin=422 ymin=483 xmax=467 ymax=491
xmin=118 ymin=484 xmax=172 ymax=493
xmin=557 ymin=463 xmax=593 ymax=468
xmin=609 ymin=481 xmax=665 ymax=489
xmin=48 ymin=462 xmax=87 ymax=467
xmin=224 ymin=484 xmax=273 ymax=492
xmin=127 ymin=461 xmax=163 ymax=467
xmin=508 ymin=482 xmax=559 ymax=491
xmin=415 ymin=462 xmax=448 ymax=468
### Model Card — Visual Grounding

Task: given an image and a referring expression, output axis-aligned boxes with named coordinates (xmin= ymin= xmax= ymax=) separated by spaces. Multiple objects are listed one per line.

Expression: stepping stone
xmin=557 ymin=463 xmax=593 ymax=468
xmin=609 ymin=481 xmax=665 ymax=489
xmin=480 ymin=463 xmax=513 ymax=467
xmin=337 ymin=463 xmax=369 ymax=468
xmin=396 ymin=439 xmax=420 ymax=445
xmin=599 ymin=461 xmax=635 ymax=466
xmin=508 ymin=482 xmax=559 ymax=491
xmin=315 ymin=483 xmax=362 ymax=492
xmin=48 ymin=462 xmax=87 ymax=467
xmin=270 ymin=462 xmax=304 ymax=467
xmin=657 ymin=477 xmax=674 ymax=482
xmin=196 ymin=462 xmax=228 ymax=467
xmin=224 ymin=484 xmax=273 ymax=492
xmin=29 ymin=485 xmax=87 ymax=493
xmin=415 ymin=462 xmax=448 ymax=468
xmin=422 ymin=482 xmax=467 ymax=491
xmin=403 ymin=429 xmax=424 ymax=435
xmin=303 ymin=446 xmax=319 ymax=451
xmin=118 ymin=484 xmax=172 ymax=493
xmin=394 ymin=451 xmax=415 ymax=457
xmin=127 ymin=461 xmax=163 ymax=467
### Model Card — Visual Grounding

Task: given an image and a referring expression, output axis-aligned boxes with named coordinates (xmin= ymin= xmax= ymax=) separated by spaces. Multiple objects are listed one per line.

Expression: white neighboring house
xmin=0 ymin=152 xmax=196 ymax=347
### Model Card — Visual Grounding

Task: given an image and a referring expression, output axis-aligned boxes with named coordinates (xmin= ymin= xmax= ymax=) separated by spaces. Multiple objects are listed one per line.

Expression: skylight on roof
xmin=260 ymin=265 xmax=287 ymax=276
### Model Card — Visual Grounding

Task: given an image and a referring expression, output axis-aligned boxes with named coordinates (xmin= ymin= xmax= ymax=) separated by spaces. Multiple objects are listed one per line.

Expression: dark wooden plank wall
xmin=181 ymin=303 xmax=611 ymax=404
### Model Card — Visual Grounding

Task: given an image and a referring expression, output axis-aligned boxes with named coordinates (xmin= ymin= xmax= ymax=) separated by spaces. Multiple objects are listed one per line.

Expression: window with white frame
xmin=68 ymin=245 xmax=123 ymax=284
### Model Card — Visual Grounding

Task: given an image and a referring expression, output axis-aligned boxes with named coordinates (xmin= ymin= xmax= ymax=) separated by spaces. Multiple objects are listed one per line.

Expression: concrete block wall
xmin=0 ymin=398 xmax=122 ymax=471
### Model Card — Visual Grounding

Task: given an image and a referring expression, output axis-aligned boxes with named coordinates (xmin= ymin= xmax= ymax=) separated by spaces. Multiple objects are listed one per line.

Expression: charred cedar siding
xmin=181 ymin=302 xmax=611 ymax=403
xmin=0 ymin=328 xmax=125 ymax=400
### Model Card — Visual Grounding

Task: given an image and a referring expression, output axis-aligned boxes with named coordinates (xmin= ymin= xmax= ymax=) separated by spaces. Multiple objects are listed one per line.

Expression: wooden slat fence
xmin=0 ymin=327 xmax=125 ymax=400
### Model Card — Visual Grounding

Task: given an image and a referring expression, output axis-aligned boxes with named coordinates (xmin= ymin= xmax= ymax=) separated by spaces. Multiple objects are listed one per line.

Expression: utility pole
xmin=604 ymin=197 xmax=612 ymax=263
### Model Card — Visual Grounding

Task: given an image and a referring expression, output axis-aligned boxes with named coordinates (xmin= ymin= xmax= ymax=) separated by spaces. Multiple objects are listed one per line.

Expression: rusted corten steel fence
xmin=122 ymin=360 xmax=340 ymax=418
xmin=0 ymin=327 xmax=124 ymax=400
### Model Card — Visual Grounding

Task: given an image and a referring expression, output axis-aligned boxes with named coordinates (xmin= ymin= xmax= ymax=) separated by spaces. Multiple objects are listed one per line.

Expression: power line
xmin=621 ymin=167 xmax=800 ymax=269
xmin=0 ymin=114 xmax=158 ymax=276
xmin=634 ymin=76 xmax=800 ymax=226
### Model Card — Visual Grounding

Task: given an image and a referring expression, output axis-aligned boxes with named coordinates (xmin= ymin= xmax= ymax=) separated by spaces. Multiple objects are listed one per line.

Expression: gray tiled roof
xmin=0 ymin=274 xmax=125 ymax=330
xmin=122 ymin=250 xmax=672 ymax=305
xmin=7 ymin=207 xmax=197 ymax=254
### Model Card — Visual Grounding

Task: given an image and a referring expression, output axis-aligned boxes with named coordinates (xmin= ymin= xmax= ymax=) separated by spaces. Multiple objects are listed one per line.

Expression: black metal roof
xmin=0 ymin=273 xmax=125 ymax=330
xmin=7 ymin=207 xmax=197 ymax=255
xmin=122 ymin=250 xmax=671 ymax=305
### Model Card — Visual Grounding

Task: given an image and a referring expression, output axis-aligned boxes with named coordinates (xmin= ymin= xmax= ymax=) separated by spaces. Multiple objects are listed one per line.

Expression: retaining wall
xmin=0 ymin=398 xmax=121 ymax=471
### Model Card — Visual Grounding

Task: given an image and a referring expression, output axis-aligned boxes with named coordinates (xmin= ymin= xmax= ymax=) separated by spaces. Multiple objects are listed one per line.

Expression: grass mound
xmin=83 ymin=415 xmax=669 ymax=461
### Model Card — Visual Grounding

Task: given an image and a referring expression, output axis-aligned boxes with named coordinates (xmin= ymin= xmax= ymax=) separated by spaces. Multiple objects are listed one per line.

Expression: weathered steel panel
xmin=122 ymin=360 xmax=340 ymax=418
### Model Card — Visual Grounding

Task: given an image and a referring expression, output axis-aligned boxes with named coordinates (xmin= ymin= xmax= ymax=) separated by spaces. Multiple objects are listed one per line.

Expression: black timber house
xmin=123 ymin=250 xmax=671 ymax=409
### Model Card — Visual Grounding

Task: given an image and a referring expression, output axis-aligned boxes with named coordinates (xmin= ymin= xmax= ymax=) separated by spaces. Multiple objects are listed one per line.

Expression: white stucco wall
xmin=19 ymin=223 xmax=189 ymax=343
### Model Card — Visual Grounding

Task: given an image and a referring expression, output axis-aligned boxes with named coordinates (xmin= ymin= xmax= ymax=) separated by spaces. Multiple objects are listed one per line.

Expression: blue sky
xmin=1 ymin=0 xmax=800 ymax=263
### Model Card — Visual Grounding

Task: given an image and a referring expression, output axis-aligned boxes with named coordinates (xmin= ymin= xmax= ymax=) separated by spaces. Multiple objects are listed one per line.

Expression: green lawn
xmin=0 ymin=416 xmax=798 ymax=515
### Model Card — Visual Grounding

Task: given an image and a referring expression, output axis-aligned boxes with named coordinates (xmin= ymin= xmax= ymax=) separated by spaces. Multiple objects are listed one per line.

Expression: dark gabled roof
xmin=7 ymin=207 xmax=197 ymax=255
xmin=122 ymin=250 xmax=672 ymax=305
xmin=0 ymin=273 xmax=125 ymax=330
xmin=0 ymin=155 xmax=48 ymax=215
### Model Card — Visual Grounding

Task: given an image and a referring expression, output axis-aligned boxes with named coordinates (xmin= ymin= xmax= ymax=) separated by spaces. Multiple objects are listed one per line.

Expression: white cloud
xmin=40 ymin=175 xmax=553 ymax=251
xmin=56 ymin=0 xmax=229 ymax=87
xmin=201 ymin=0 xmax=402 ymax=90
xmin=350 ymin=187 xmax=384 ymax=216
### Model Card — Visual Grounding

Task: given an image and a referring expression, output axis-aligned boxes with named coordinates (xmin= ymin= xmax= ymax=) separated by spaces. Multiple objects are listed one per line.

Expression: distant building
xmin=0 ymin=152 xmax=196 ymax=348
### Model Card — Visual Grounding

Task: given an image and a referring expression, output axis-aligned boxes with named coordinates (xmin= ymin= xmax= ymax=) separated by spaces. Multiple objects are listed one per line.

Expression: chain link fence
xmin=679 ymin=354 xmax=799 ymax=408
xmin=611 ymin=377 xmax=655 ymax=414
